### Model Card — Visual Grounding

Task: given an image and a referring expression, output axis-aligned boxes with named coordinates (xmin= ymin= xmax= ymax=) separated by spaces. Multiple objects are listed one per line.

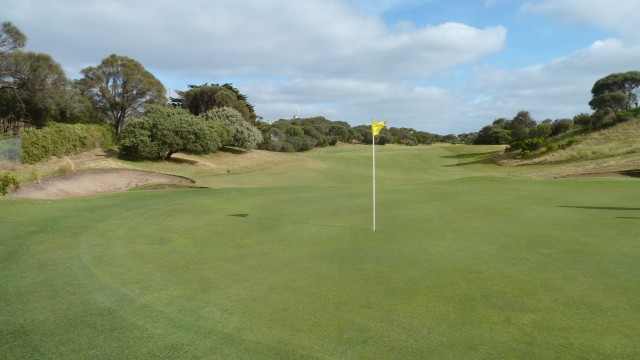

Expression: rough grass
xmin=492 ymin=119 xmax=640 ymax=177
xmin=1 ymin=145 xmax=639 ymax=359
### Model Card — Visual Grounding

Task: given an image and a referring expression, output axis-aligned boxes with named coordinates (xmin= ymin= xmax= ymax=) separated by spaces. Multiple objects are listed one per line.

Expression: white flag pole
xmin=372 ymin=131 xmax=376 ymax=232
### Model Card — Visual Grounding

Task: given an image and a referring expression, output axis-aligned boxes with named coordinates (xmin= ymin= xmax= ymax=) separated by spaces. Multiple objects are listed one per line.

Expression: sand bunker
xmin=10 ymin=169 xmax=194 ymax=199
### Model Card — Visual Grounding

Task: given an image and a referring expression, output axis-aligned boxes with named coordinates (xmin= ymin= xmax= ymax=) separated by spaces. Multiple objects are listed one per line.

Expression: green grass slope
xmin=496 ymin=118 xmax=640 ymax=177
xmin=1 ymin=145 xmax=639 ymax=359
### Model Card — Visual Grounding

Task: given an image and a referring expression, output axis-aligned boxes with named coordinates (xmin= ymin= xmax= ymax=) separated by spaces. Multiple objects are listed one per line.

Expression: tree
xmin=0 ymin=22 xmax=26 ymax=82
xmin=77 ymin=54 xmax=166 ymax=138
xmin=1 ymin=49 xmax=75 ymax=130
xmin=119 ymin=105 xmax=218 ymax=160
xmin=590 ymin=71 xmax=640 ymax=112
xmin=550 ymin=119 xmax=573 ymax=136
xmin=505 ymin=110 xmax=536 ymax=142
xmin=529 ymin=119 xmax=552 ymax=138
xmin=177 ymin=84 xmax=256 ymax=123
xmin=474 ymin=124 xmax=511 ymax=145
xmin=573 ymin=113 xmax=593 ymax=128
xmin=589 ymin=92 xmax=628 ymax=115
xmin=2 ymin=22 xmax=70 ymax=131
xmin=201 ymin=107 xmax=262 ymax=150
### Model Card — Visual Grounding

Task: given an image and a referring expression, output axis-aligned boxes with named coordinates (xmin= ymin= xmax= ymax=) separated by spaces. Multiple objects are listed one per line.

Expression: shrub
xmin=202 ymin=107 xmax=262 ymax=150
xmin=119 ymin=105 xmax=219 ymax=160
xmin=400 ymin=138 xmax=417 ymax=146
xmin=545 ymin=143 xmax=558 ymax=153
xmin=285 ymin=135 xmax=316 ymax=152
xmin=559 ymin=137 xmax=579 ymax=149
xmin=615 ymin=107 xmax=640 ymax=123
xmin=506 ymin=141 xmax=523 ymax=152
xmin=280 ymin=141 xmax=296 ymax=152
xmin=573 ymin=113 xmax=593 ymax=128
xmin=508 ymin=137 xmax=547 ymax=152
xmin=521 ymin=137 xmax=547 ymax=151
xmin=377 ymin=134 xmax=392 ymax=145
xmin=474 ymin=125 xmax=511 ymax=145
xmin=58 ymin=157 xmax=75 ymax=174
xmin=205 ymin=121 xmax=234 ymax=146
xmin=21 ymin=123 xmax=115 ymax=164
xmin=0 ymin=171 xmax=19 ymax=195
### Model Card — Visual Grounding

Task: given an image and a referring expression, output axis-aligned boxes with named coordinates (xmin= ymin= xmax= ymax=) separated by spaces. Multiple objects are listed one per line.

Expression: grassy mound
xmin=495 ymin=118 xmax=640 ymax=177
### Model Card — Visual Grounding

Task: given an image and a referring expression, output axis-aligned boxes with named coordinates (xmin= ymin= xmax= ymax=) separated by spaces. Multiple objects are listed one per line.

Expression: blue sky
xmin=4 ymin=0 xmax=640 ymax=134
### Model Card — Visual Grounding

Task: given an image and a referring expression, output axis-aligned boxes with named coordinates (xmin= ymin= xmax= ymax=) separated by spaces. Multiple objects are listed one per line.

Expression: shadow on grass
xmin=559 ymin=206 xmax=640 ymax=211
xmin=616 ymin=217 xmax=640 ymax=220
xmin=442 ymin=151 xmax=499 ymax=167
xmin=229 ymin=213 xmax=250 ymax=218
xmin=221 ymin=146 xmax=249 ymax=154
xmin=619 ymin=170 xmax=640 ymax=178
xmin=441 ymin=151 xmax=499 ymax=159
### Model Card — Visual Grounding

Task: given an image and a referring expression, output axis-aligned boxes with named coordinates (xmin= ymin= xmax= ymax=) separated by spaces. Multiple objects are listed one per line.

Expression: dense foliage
xmin=261 ymin=116 xmax=454 ymax=152
xmin=201 ymin=107 xmax=262 ymax=151
xmin=119 ymin=105 xmax=219 ymax=160
xmin=0 ymin=170 xmax=19 ymax=195
xmin=472 ymin=71 xmax=640 ymax=158
xmin=589 ymin=71 xmax=640 ymax=115
xmin=1 ymin=22 xmax=96 ymax=132
xmin=176 ymin=83 xmax=257 ymax=123
xmin=20 ymin=123 xmax=115 ymax=164
xmin=77 ymin=54 xmax=166 ymax=139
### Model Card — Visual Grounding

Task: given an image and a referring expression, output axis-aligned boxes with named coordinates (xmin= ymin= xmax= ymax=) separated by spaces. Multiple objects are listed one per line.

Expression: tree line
xmin=8 ymin=19 xmax=634 ymax=162
xmin=471 ymin=70 xmax=640 ymax=155
xmin=1 ymin=21 xmax=462 ymax=162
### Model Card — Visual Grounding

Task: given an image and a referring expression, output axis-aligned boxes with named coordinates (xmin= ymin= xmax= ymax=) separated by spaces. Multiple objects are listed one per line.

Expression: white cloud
xmin=245 ymin=77 xmax=470 ymax=132
xmin=522 ymin=0 xmax=640 ymax=40
xmin=465 ymin=38 xmax=640 ymax=122
xmin=7 ymin=0 xmax=505 ymax=81
xmin=6 ymin=0 xmax=639 ymax=134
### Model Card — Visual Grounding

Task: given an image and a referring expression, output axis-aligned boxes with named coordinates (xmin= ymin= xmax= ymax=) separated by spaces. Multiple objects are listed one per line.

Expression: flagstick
xmin=372 ymin=132 xmax=376 ymax=232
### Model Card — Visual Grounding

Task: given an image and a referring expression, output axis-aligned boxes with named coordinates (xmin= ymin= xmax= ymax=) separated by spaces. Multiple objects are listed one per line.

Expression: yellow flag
xmin=372 ymin=119 xmax=387 ymax=136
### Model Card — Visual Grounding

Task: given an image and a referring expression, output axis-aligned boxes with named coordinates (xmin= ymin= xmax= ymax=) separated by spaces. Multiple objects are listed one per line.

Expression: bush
xmin=0 ymin=171 xmax=19 ymax=195
xmin=285 ymin=135 xmax=316 ymax=152
xmin=615 ymin=107 xmax=640 ymax=123
xmin=550 ymin=119 xmax=574 ymax=136
xmin=507 ymin=137 xmax=547 ymax=152
xmin=545 ymin=143 xmax=558 ymax=153
xmin=377 ymin=134 xmax=392 ymax=145
xmin=119 ymin=105 xmax=219 ymax=160
xmin=558 ymin=137 xmax=579 ymax=150
xmin=20 ymin=123 xmax=115 ymax=164
xmin=202 ymin=107 xmax=262 ymax=150
xmin=521 ymin=137 xmax=547 ymax=151
xmin=400 ymin=138 xmax=417 ymax=146
xmin=205 ymin=121 xmax=234 ymax=146
xmin=474 ymin=125 xmax=511 ymax=145
xmin=573 ymin=113 xmax=593 ymax=128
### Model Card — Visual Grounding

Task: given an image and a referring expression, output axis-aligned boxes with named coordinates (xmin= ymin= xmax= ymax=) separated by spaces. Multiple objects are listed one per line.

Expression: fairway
xmin=1 ymin=145 xmax=639 ymax=359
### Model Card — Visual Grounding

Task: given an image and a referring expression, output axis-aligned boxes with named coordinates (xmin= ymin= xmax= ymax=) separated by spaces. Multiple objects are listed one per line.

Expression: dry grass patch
xmin=494 ymin=119 xmax=640 ymax=177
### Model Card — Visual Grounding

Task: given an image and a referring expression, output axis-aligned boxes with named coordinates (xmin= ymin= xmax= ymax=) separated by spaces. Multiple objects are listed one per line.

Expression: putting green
xmin=1 ymin=145 xmax=639 ymax=358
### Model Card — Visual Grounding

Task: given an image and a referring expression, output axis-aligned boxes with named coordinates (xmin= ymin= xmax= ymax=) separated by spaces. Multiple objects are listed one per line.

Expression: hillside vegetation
xmin=493 ymin=117 xmax=640 ymax=177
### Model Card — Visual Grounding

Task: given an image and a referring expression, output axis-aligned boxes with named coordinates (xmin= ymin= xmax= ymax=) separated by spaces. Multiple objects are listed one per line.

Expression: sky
xmin=4 ymin=0 xmax=640 ymax=134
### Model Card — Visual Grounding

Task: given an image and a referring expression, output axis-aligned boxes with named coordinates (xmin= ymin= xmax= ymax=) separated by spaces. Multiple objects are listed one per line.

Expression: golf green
xmin=1 ymin=145 xmax=639 ymax=358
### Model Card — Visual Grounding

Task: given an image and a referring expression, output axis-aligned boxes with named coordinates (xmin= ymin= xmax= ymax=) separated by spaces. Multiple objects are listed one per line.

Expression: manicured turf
xmin=1 ymin=145 xmax=639 ymax=358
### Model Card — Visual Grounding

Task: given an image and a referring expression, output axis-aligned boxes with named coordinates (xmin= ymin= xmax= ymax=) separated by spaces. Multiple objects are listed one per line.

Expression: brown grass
xmin=495 ymin=119 xmax=640 ymax=177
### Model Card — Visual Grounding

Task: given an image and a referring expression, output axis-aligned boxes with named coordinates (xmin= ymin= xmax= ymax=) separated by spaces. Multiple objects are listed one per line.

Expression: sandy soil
xmin=9 ymin=169 xmax=194 ymax=199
